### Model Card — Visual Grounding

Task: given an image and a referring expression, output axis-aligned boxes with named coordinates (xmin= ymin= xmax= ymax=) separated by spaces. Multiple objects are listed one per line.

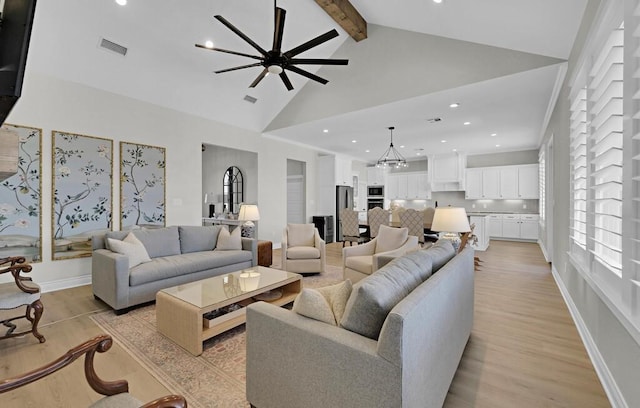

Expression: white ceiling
xmin=26 ymin=0 xmax=588 ymax=164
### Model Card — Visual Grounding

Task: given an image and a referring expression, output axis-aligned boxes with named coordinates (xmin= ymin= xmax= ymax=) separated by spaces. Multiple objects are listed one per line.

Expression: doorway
xmin=287 ymin=159 xmax=306 ymax=224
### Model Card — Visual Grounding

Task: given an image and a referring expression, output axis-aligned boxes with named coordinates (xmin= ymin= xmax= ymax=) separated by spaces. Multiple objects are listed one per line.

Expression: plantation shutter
xmin=588 ymin=27 xmax=624 ymax=273
xmin=570 ymin=86 xmax=588 ymax=249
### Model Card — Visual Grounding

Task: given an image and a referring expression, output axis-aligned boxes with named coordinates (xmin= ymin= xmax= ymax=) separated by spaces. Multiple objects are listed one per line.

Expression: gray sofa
xmin=92 ymin=225 xmax=257 ymax=314
xmin=246 ymin=240 xmax=474 ymax=408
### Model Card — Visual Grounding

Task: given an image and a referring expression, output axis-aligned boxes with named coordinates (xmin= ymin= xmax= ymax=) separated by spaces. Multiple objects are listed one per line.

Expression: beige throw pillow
xmin=107 ymin=232 xmax=152 ymax=268
xmin=375 ymin=225 xmax=409 ymax=254
xmin=215 ymin=226 xmax=242 ymax=250
xmin=292 ymin=280 xmax=353 ymax=326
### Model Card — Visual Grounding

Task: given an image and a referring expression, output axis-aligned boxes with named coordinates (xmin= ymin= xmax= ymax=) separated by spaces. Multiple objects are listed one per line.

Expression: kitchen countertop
xmin=467 ymin=211 xmax=539 ymax=216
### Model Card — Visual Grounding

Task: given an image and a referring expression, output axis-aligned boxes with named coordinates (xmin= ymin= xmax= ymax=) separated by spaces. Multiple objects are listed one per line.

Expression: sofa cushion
xmin=344 ymin=255 xmax=373 ymax=274
xmin=129 ymin=250 xmax=252 ymax=286
xmin=131 ymin=227 xmax=181 ymax=259
xmin=215 ymin=226 xmax=242 ymax=250
xmin=107 ymin=233 xmax=151 ymax=268
xmin=287 ymin=246 xmax=320 ymax=260
xmin=375 ymin=225 xmax=408 ymax=254
xmin=104 ymin=230 xmax=128 ymax=251
xmin=388 ymin=249 xmax=434 ymax=281
xmin=179 ymin=225 xmax=221 ymax=253
xmin=287 ymin=224 xmax=315 ymax=247
xmin=292 ymin=280 xmax=353 ymax=325
xmin=427 ymin=239 xmax=456 ymax=272
xmin=340 ymin=258 xmax=424 ymax=340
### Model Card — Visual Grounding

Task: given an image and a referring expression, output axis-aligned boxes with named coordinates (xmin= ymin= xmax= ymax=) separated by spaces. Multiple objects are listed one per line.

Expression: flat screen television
xmin=0 ymin=0 xmax=37 ymax=126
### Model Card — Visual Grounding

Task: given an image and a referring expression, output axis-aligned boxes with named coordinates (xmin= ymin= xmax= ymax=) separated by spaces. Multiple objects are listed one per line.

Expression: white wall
xmin=540 ymin=1 xmax=640 ymax=406
xmin=3 ymin=71 xmax=321 ymax=291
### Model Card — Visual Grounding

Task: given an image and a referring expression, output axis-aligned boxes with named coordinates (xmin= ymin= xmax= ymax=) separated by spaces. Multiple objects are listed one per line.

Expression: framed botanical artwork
xmin=52 ymin=131 xmax=113 ymax=260
xmin=0 ymin=124 xmax=42 ymax=262
xmin=120 ymin=142 xmax=166 ymax=229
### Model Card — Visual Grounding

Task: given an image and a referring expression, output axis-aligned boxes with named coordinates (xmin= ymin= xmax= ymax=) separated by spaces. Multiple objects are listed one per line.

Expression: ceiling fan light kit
xmin=196 ymin=2 xmax=349 ymax=91
xmin=376 ymin=127 xmax=408 ymax=169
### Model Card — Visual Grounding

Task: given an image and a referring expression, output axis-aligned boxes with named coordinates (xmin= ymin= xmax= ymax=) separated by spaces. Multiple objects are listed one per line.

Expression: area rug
xmin=90 ymin=264 xmax=343 ymax=408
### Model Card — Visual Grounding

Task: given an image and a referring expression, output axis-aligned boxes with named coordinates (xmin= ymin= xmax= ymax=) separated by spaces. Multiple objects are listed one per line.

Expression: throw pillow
xmin=375 ymin=224 xmax=409 ymax=254
xmin=287 ymin=223 xmax=315 ymax=247
xmin=215 ymin=226 xmax=242 ymax=250
xmin=292 ymin=280 xmax=353 ymax=325
xmin=107 ymin=233 xmax=152 ymax=268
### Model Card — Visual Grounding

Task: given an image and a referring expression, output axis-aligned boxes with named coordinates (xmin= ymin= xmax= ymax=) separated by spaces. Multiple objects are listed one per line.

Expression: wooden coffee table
xmin=156 ymin=266 xmax=301 ymax=355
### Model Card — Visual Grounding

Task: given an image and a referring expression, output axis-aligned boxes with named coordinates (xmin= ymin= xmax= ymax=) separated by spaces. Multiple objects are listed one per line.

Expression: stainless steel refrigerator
xmin=335 ymin=185 xmax=354 ymax=242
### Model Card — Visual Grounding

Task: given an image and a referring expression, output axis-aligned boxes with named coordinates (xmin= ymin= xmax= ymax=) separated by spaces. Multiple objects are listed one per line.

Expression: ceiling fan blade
xmin=195 ymin=44 xmax=262 ymax=60
xmin=250 ymin=68 xmax=269 ymax=88
xmin=279 ymin=71 xmax=294 ymax=91
xmin=214 ymin=15 xmax=269 ymax=56
xmin=214 ymin=62 xmax=263 ymax=74
xmin=272 ymin=7 xmax=286 ymax=52
xmin=286 ymin=65 xmax=328 ymax=85
xmin=289 ymin=58 xmax=349 ymax=65
xmin=284 ymin=29 xmax=339 ymax=58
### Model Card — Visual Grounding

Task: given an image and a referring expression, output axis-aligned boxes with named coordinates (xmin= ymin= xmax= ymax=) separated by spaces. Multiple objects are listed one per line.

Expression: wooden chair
xmin=0 ymin=256 xmax=45 ymax=344
xmin=367 ymin=207 xmax=389 ymax=239
xmin=340 ymin=208 xmax=368 ymax=247
xmin=0 ymin=334 xmax=187 ymax=407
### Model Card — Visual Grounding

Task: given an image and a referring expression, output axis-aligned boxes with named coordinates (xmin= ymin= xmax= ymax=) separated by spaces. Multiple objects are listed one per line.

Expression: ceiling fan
xmin=195 ymin=1 xmax=348 ymax=91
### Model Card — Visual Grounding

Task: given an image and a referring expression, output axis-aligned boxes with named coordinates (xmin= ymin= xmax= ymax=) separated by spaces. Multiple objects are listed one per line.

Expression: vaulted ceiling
xmin=26 ymin=0 xmax=588 ymax=163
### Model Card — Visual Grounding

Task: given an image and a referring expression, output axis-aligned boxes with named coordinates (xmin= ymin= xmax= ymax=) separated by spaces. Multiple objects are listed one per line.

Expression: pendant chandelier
xmin=376 ymin=126 xmax=408 ymax=168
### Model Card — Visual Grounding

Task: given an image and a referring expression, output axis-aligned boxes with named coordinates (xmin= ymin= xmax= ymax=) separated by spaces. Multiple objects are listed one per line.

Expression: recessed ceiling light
xmin=441 ymin=140 xmax=447 ymax=143
xmin=116 ymin=0 xmax=127 ymax=5
xmin=205 ymin=40 xmax=214 ymax=49
xmin=496 ymin=144 xmax=501 ymax=147
xmin=365 ymin=149 xmax=370 ymax=153
xmin=433 ymin=0 xmax=443 ymax=3
xmin=323 ymin=129 xmax=329 ymax=133
xmin=351 ymin=140 xmax=357 ymax=143
xmin=463 ymin=121 xmax=471 ymax=125
xmin=449 ymin=103 xmax=460 ymax=108
xmin=452 ymin=148 xmax=457 ymax=152
xmin=416 ymin=152 xmax=421 ymax=156
xmin=400 ymin=145 xmax=405 ymax=148
xmin=491 ymin=133 xmax=497 ymax=136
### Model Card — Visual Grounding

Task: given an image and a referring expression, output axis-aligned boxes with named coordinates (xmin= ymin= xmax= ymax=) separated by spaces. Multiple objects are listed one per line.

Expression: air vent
xmin=427 ymin=117 xmax=442 ymax=123
xmin=243 ymin=95 xmax=258 ymax=104
xmin=99 ymin=38 xmax=128 ymax=56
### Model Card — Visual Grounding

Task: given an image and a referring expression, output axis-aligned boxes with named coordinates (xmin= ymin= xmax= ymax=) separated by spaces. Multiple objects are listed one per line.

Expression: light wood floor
xmin=0 ymin=240 xmax=610 ymax=407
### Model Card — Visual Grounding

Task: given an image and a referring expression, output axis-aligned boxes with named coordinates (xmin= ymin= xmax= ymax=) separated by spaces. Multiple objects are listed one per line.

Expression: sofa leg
xmin=114 ymin=308 xmax=130 ymax=316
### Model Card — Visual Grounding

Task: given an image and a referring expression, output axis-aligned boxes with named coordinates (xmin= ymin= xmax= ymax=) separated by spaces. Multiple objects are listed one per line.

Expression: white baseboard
xmin=40 ymin=275 xmax=91 ymax=294
xmin=551 ymin=265 xmax=628 ymax=408
xmin=539 ymin=240 xmax=550 ymax=262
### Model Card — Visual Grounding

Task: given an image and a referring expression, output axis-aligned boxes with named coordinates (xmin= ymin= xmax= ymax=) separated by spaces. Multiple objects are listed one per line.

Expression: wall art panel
xmin=52 ymin=131 xmax=112 ymax=260
xmin=0 ymin=124 xmax=42 ymax=262
xmin=120 ymin=142 xmax=166 ymax=229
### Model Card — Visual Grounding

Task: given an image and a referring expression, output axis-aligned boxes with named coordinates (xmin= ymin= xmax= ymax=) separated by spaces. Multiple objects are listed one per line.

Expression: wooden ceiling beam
xmin=315 ymin=0 xmax=367 ymax=42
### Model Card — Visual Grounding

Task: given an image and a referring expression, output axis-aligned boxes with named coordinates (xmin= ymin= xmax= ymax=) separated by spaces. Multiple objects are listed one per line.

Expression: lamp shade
xmin=430 ymin=207 xmax=470 ymax=233
xmin=238 ymin=204 xmax=260 ymax=222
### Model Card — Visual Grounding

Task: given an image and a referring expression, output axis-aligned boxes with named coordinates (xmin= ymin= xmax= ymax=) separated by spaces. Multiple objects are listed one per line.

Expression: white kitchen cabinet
xmin=488 ymin=214 xmax=503 ymax=237
xmin=335 ymin=156 xmax=353 ymax=186
xmin=367 ymin=167 xmax=386 ymax=186
xmin=469 ymin=215 xmax=489 ymax=251
xmin=464 ymin=164 xmax=539 ymax=199
xmin=490 ymin=213 xmax=539 ymax=240
xmin=429 ymin=153 xmax=466 ymax=191
xmin=465 ymin=169 xmax=483 ymax=199
xmin=386 ymin=172 xmax=430 ymax=200
xmin=517 ymin=164 xmax=539 ymax=198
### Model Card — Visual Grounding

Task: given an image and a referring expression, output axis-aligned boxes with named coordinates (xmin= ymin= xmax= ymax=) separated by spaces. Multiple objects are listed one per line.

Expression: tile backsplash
xmin=389 ymin=191 xmax=539 ymax=214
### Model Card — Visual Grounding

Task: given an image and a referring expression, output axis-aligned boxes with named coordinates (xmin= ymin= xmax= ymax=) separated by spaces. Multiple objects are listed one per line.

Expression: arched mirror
xmin=223 ymin=166 xmax=243 ymax=214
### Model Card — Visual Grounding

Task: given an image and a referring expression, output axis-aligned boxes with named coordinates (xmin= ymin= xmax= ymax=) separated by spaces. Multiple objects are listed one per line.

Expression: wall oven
xmin=367 ymin=185 xmax=384 ymax=198
xmin=367 ymin=198 xmax=384 ymax=210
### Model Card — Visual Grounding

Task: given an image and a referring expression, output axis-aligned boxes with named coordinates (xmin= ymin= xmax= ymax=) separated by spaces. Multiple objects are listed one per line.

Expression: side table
xmin=257 ymin=240 xmax=273 ymax=267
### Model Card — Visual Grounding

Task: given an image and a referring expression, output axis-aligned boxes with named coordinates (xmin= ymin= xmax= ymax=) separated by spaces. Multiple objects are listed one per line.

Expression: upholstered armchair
xmin=0 ymin=256 xmax=45 ymax=344
xmin=281 ymin=223 xmax=326 ymax=274
xmin=0 ymin=334 xmax=187 ymax=407
xmin=342 ymin=224 xmax=419 ymax=283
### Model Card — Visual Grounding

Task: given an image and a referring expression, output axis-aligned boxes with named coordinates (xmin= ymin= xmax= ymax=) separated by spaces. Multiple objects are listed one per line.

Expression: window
xmin=539 ymin=149 xmax=545 ymax=224
xmin=570 ymin=85 xmax=588 ymax=251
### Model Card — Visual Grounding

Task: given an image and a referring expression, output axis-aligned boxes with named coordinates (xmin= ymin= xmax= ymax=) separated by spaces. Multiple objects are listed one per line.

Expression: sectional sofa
xmin=246 ymin=240 xmax=474 ymax=408
xmin=92 ymin=225 xmax=257 ymax=314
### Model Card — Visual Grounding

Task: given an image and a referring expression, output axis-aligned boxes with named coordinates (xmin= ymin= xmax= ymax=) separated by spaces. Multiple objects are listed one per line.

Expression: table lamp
xmin=430 ymin=207 xmax=471 ymax=251
xmin=238 ymin=204 xmax=260 ymax=238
